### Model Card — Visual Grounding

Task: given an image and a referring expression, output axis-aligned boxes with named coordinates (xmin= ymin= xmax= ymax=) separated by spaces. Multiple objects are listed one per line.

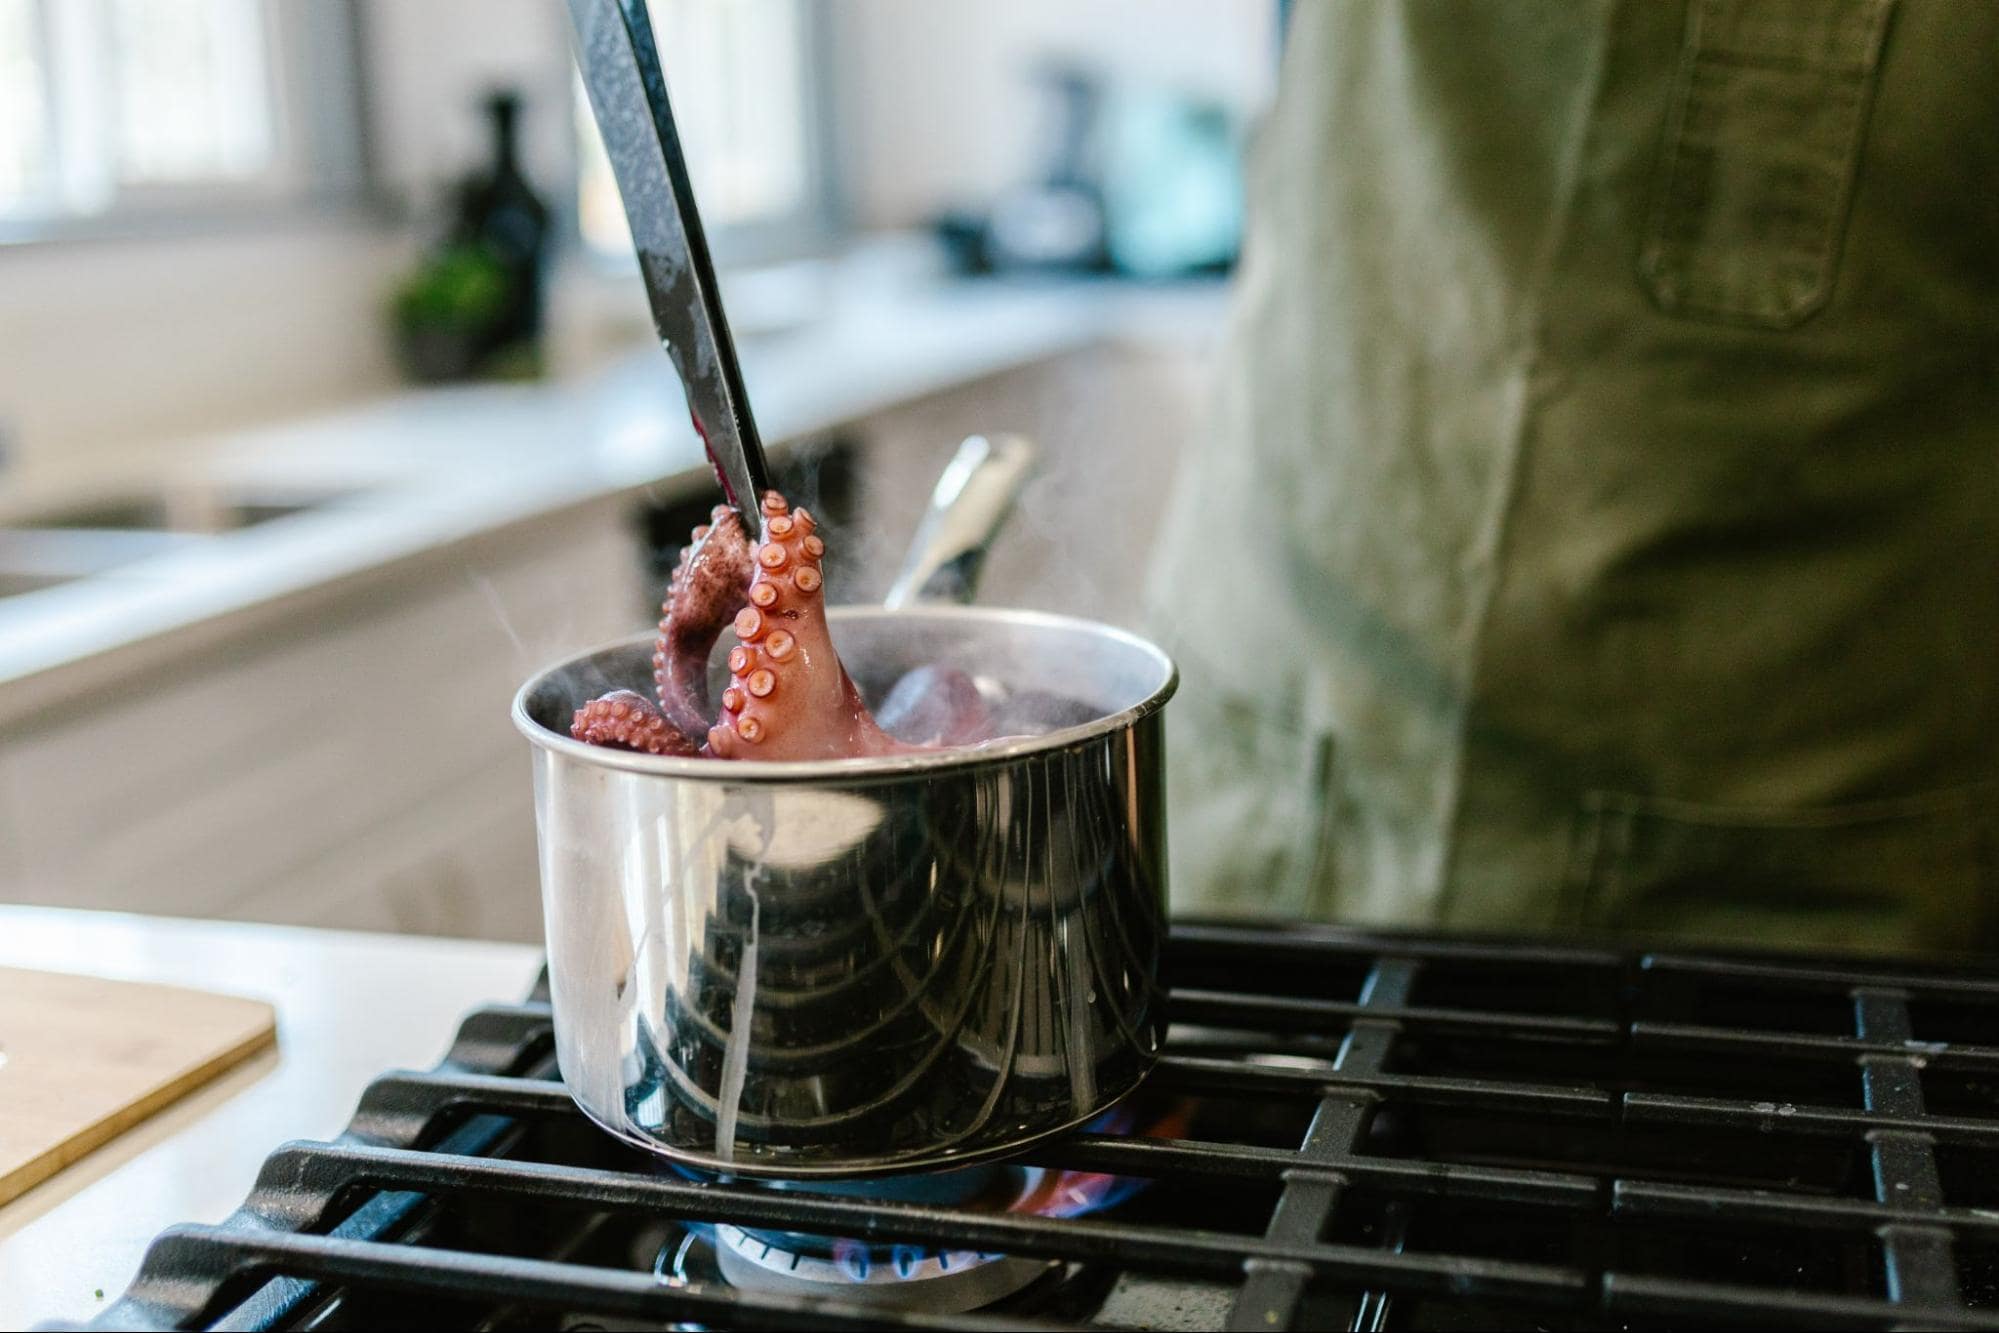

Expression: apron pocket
xmin=1637 ymin=0 xmax=1893 ymax=329
xmin=1566 ymin=785 xmax=1988 ymax=955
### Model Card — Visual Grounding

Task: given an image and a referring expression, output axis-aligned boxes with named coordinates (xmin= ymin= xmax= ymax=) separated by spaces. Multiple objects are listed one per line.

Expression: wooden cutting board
xmin=0 ymin=967 xmax=277 ymax=1207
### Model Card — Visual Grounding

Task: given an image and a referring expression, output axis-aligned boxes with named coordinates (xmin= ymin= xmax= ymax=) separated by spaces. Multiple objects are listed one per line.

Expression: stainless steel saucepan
xmin=514 ymin=604 xmax=1176 ymax=1177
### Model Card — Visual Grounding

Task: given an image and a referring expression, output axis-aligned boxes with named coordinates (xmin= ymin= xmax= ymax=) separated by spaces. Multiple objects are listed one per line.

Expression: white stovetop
xmin=0 ymin=907 xmax=542 ymax=1329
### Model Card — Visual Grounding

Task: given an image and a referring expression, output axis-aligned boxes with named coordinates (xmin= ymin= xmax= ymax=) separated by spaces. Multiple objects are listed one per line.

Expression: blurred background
xmin=0 ymin=0 xmax=1276 ymax=939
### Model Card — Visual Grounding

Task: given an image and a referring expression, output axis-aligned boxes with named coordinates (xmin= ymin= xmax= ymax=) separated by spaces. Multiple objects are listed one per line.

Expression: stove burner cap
xmin=688 ymin=1106 xmax=1178 ymax=1313
xmin=712 ymin=1223 xmax=1054 ymax=1313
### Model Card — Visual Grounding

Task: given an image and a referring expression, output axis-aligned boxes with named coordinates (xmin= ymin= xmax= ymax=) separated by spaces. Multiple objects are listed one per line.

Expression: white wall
xmin=0 ymin=0 xmax=577 ymax=468
xmin=358 ymin=0 xmax=576 ymax=214
xmin=352 ymin=0 xmax=1277 ymax=231
xmin=828 ymin=0 xmax=1279 ymax=229
xmin=0 ymin=0 xmax=1275 ymax=466
xmin=0 ymin=220 xmax=411 ymax=463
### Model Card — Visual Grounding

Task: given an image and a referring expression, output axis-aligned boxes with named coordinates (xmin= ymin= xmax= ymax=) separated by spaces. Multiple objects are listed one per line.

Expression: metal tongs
xmin=568 ymin=0 xmax=772 ymax=531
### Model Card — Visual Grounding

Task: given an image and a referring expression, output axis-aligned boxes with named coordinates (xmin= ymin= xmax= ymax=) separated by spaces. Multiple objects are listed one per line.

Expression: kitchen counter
xmin=0 ymin=271 xmax=1227 ymax=731
xmin=0 ymin=262 xmax=1224 ymax=944
xmin=0 ymin=907 xmax=541 ymax=1329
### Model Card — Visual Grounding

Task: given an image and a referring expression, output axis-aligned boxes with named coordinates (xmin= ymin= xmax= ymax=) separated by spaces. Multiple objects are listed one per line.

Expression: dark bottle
xmin=448 ymin=89 xmax=552 ymax=366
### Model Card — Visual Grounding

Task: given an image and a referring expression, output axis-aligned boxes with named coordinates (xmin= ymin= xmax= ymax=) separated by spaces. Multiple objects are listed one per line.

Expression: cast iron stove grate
xmin=58 ymin=924 xmax=1999 ymax=1331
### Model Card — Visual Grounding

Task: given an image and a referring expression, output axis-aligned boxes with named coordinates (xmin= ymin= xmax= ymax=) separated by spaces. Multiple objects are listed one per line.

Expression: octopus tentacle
xmin=572 ymin=690 xmax=701 ymax=757
xmin=574 ymin=489 xmax=999 ymax=763
xmin=653 ymin=505 xmax=754 ymax=738
xmin=706 ymin=493 xmax=915 ymax=761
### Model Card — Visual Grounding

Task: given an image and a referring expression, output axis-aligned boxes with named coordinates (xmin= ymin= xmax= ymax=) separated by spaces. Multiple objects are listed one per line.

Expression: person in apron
xmin=1147 ymin=0 xmax=1999 ymax=954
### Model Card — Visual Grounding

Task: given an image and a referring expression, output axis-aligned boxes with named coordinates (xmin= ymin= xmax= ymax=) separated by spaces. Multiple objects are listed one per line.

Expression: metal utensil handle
xmin=568 ymin=0 xmax=773 ymax=526
xmin=883 ymin=434 xmax=1039 ymax=608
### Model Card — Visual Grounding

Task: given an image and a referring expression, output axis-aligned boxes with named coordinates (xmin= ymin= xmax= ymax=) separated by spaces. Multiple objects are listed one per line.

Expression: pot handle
xmin=882 ymin=434 xmax=1038 ymax=608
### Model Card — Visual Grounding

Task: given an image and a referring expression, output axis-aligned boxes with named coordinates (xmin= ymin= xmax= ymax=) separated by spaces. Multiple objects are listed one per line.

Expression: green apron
xmin=1146 ymin=0 xmax=1999 ymax=954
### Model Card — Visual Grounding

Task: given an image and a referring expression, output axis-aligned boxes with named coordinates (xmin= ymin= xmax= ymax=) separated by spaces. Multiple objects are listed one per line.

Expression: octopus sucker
xmin=573 ymin=489 xmax=993 ymax=761
xmin=572 ymin=690 xmax=701 ymax=757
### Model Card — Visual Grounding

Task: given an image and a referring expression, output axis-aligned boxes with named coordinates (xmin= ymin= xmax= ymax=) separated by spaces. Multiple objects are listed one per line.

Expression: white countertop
xmin=0 ymin=908 xmax=541 ymax=1329
xmin=0 ymin=272 xmax=1226 ymax=730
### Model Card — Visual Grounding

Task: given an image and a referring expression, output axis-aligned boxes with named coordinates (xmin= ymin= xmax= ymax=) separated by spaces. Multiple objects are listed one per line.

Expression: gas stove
xmin=52 ymin=924 xmax=1999 ymax=1330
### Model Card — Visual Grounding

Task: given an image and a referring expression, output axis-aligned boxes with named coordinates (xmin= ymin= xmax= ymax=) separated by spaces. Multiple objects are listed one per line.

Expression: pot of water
xmin=514 ymin=604 xmax=1175 ymax=1176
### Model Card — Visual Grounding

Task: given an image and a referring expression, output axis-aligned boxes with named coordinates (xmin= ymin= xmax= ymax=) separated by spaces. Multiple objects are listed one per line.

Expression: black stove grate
xmin=61 ymin=924 xmax=1999 ymax=1331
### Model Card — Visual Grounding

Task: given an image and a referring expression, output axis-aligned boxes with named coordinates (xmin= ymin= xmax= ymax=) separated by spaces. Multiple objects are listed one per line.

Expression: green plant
xmin=391 ymin=243 xmax=511 ymax=335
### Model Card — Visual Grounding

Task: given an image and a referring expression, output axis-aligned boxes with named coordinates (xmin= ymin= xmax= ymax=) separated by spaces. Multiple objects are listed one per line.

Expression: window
xmin=576 ymin=0 xmax=831 ymax=264
xmin=0 ymin=0 xmax=362 ymax=237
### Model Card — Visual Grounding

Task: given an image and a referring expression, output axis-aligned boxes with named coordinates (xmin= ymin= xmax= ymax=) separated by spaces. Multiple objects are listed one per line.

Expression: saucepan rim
xmin=512 ymin=603 xmax=1179 ymax=785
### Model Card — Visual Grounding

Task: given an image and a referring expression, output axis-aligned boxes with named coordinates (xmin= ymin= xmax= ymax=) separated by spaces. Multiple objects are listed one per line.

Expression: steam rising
xmin=861 ymin=350 xmax=1180 ymax=633
xmin=517 ymin=385 xmax=1180 ymax=754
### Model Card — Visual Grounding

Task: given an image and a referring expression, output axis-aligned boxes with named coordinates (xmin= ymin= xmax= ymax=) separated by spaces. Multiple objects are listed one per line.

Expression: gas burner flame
xmin=1015 ymin=1165 xmax=1148 ymax=1220
xmin=1014 ymin=1099 xmax=1192 ymax=1220
xmin=828 ymin=1236 xmax=996 ymax=1283
xmin=674 ymin=1099 xmax=1196 ymax=1304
